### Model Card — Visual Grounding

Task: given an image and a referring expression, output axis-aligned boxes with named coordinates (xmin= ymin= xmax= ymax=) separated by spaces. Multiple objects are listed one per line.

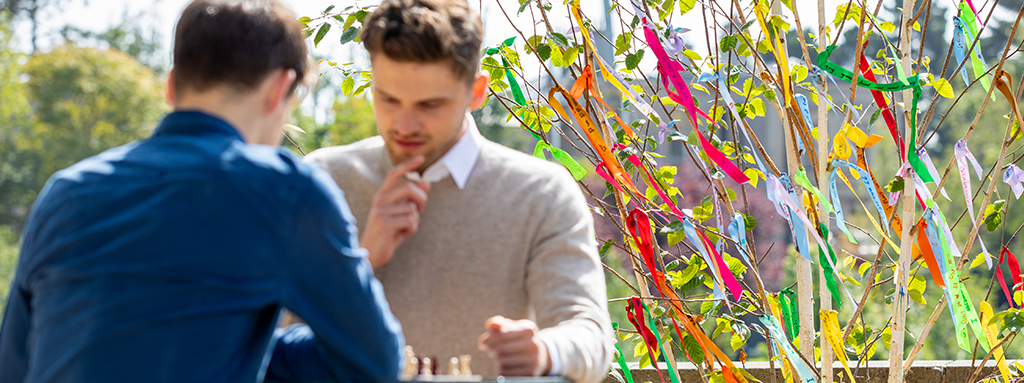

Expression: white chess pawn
xmin=459 ymin=355 xmax=472 ymax=376
xmin=402 ymin=346 xmax=417 ymax=378
xmin=448 ymin=357 xmax=460 ymax=376
xmin=420 ymin=357 xmax=433 ymax=376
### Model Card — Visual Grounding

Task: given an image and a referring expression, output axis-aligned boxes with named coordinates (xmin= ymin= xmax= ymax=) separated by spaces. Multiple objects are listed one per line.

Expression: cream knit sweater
xmin=306 ymin=135 xmax=612 ymax=383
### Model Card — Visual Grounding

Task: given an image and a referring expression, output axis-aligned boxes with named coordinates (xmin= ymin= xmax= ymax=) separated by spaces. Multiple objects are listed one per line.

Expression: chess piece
xmin=448 ymin=357 xmax=460 ymax=376
xmin=459 ymin=355 xmax=472 ymax=376
xmin=420 ymin=357 xmax=433 ymax=376
xmin=402 ymin=346 xmax=417 ymax=378
xmin=430 ymin=355 xmax=439 ymax=375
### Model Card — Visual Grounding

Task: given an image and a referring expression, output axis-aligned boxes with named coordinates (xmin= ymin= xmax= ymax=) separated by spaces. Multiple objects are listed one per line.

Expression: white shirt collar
xmin=420 ymin=113 xmax=483 ymax=189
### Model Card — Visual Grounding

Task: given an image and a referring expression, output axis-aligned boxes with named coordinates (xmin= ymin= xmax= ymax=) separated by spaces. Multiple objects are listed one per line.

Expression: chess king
xmin=305 ymin=0 xmax=613 ymax=382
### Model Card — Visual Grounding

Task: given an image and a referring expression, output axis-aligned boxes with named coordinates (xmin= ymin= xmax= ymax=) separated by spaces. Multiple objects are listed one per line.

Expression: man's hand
xmin=477 ymin=316 xmax=551 ymax=377
xmin=360 ymin=156 xmax=430 ymax=269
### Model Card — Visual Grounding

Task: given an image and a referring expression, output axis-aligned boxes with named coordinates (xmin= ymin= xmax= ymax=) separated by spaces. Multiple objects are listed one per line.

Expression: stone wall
xmin=607 ymin=360 xmax=1004 ymax=383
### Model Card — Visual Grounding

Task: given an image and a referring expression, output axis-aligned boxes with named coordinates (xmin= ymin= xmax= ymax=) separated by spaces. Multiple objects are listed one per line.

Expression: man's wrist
xmin=539 ymin=336 xmax=561 ymax=376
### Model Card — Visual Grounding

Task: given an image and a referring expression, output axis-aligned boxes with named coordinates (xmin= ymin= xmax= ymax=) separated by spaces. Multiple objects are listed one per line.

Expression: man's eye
xmin=421 ymin=102 xmax=441 ymax=109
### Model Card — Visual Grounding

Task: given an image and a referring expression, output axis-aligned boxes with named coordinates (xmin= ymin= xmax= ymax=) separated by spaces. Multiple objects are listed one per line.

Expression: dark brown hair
xmin=360 ymin=0 xmax=483 ymax=83
xmin=172 ymin=0 xmax=309 ymax=97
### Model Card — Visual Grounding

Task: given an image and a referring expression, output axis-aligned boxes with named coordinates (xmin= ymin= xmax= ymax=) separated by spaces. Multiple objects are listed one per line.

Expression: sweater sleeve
xmin=526 ymin=168 xmax=613 ymax=383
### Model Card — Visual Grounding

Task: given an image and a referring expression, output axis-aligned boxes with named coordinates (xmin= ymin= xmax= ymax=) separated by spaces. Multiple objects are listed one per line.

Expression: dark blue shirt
xmin=0 ymin=111 xmax=404 ymax=383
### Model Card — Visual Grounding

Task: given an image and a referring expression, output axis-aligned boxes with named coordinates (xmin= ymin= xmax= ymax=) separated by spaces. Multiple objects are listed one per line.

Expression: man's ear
xmin=469 ymin=72 xmax=489 ymax=110
xmin=264 ymin=69 xmax=297 ymax=115
xmin=165 ymin=69 xmax=176 ymax=107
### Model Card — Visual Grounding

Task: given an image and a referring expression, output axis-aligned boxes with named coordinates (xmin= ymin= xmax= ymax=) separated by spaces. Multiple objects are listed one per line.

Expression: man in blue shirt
xmin=0 ymin=1 xmax=405 ymax=382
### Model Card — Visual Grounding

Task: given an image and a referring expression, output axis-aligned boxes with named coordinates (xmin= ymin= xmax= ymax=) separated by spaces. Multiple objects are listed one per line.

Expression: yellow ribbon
xmin=979 ymin=301 xmax=1011 ymax=383
xmin=822 ymin=310 xmax=857 ymax=383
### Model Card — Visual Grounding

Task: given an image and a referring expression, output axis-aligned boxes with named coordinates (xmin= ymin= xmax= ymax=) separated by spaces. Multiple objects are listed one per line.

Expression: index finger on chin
xmin=380 ymin=155 xmax=425 ymax=190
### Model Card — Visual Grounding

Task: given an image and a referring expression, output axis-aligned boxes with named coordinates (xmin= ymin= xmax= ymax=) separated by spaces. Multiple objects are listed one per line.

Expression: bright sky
xmin=16 ymin=0 xmax=893 ymax=66
xmin=14 ymin=0 xmax=1010 ymax=86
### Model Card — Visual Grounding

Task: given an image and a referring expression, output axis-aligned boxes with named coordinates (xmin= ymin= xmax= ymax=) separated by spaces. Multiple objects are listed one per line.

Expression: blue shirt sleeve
xmin=264 ymin=166 xmax=404 ymax=383
xmin=0 ymin=281 xmax=30 ymax=382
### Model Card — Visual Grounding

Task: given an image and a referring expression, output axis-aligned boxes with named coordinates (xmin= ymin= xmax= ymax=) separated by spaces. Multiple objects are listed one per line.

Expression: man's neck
xmin=174 ymin=91 xmax=270 ymax=145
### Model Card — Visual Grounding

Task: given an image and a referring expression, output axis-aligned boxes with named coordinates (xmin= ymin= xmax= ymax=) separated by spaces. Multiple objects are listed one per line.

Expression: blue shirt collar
xmin=152 ymin=111 xmax=245 ymax=142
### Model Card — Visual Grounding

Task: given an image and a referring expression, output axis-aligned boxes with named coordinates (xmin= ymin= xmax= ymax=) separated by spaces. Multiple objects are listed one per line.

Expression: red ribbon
xmin=858 ymin=38 xmax=904 ymax=161
xmin=998 ymin=247 xmax=1023 ymax=308
xmin=625 ymin=297 xmax=667 ymax=383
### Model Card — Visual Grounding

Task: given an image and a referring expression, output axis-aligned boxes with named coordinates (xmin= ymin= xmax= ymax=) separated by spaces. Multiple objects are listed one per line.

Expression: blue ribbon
xmin=952 ymin=17 xmax=972 ymax=86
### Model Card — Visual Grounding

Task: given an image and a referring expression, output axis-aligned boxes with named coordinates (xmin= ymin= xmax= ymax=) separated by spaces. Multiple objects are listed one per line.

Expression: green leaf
xmin=908 ymin=275 xmax=927 ymax=305
xmin=833 ymin=3 xmax=863 ymax=28
xmin=682 ymin=49 xmax=702 ymax=61
xmin=723 ymin=253 xmax=747 ymax=280
xmin=536 ymin=44 xmax=552 ymax=61
xmin=322 ymin=5 xmax=335 ymax=14
xmin=599 ymin=239 xmax=614 ymax=258
xmin=561 ymin=46 xmax=579 ymax=68
xmin=983 ymin=200 xmax=1006 ymax=231
xmin=314 ymin=23 xmax=331 ymax=47
xmin=342 ymin=75 xmax=355 ymax=96
xmin=339 ymin=27 xmax=359 ymax=44
xmin=720 ymin=35 xmax=738 ymax=52
xmin=885 ymin=176 xmax=905 ymax=192
xmin=679 ymin=0 xmax=696 ymax=14
xmin=625 ymin=51 xmax=643 ymax=71
xmin=547 ymin=32 xmax=569 ymax=49
xmin=681 ymin=332 xmax=705 ymax=363
xmin=614 ymin=33 xmax=632 ymax=56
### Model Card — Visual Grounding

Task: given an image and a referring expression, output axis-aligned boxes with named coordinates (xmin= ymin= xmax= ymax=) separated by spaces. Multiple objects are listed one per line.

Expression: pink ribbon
xmin=642 ymin=25 xmax=750 ymax=185
xmin=697 ymin=225 xmax=743 ymax=301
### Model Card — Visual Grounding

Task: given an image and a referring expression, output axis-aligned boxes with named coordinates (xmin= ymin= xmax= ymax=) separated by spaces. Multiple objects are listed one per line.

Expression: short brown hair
xmin=360 ymin=0 xmax=483 ymax=83
xmin=172 ymin=0 xmax=309 ymax=97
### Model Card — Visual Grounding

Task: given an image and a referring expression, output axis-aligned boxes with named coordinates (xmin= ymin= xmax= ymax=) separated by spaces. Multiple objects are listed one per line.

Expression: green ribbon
xmin=611 ymin=323 xmax=636 ymax=383
xmin=817 ymin=223 xmax=842 ymax=308
xmin=489 ymin=37 xmax=587 ymax=180
xmin=779 ymin=288 xmax=800 ymax=341
xmin=793 ymin=168 xmax=832 ymax=213
xmin=818 ymin=45 xmax=933 ymax=183
xmin=639 ymin=300 xmax=681 ymax=383
xmin=958 ymin=2 xmax=993 ymax=98
xmin=931 ymin=203 xmax=991 ymax=351
xmin=534 ymin=140 xmax=587 ymax=180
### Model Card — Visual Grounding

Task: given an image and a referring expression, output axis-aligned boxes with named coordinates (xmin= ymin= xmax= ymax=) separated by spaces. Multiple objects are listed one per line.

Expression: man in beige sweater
xmin=304 ymin=1 xmax=612 ymax=382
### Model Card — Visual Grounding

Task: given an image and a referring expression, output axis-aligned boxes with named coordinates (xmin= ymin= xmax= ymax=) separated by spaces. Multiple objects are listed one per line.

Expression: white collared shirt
xmin=420 ymin=113 xmax=483 ymax=189
xmin=416 ymin=113 xmax=564 ymax=376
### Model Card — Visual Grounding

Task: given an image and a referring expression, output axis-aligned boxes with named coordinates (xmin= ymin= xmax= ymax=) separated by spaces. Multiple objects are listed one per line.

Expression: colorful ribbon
xmin=642 ymin=25 xmax=750 ymax=185
xmin=1004 ymin=164 xmax=1024 ymax=198
xmin=817 ymin=223 xmax=842 ymax=308
xmin=954 ymin=140 xmax=992 ymax=268
xmin=979 ymin=301 xmax=1012 ymax=383
xmin=625 ymin=297 xmax=669 ymax=383
xmin=487 ymin=38 xmax=588 ymax=180
xmin=821 ymin=310 xmax=856 ymax=383
xmin=758 ymin=315 xmax=816 ymax=383
xmin=857 ymin=38 xmax=903 ymax=159
xmin=997 ymin=247 xmax=1022 ymax=308
xmin=611 ymin=323 xmax=636 ymax=383
xmin=779 ymin=288 xmax=799 ymax=341
xmin=916 ymin=148 xmax=951 ymax=200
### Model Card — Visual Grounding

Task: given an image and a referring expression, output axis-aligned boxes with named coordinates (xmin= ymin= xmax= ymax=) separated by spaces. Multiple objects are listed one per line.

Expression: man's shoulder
xmin=305 ymin=136 xmax=386 ymax=172
xmin=477 ymin=140 xmax=577 ymax=187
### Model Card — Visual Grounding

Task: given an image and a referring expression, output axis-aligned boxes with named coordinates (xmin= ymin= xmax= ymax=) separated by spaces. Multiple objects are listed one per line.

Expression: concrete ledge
xmin=606 ymin=360 xmax=1002 ymax=382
